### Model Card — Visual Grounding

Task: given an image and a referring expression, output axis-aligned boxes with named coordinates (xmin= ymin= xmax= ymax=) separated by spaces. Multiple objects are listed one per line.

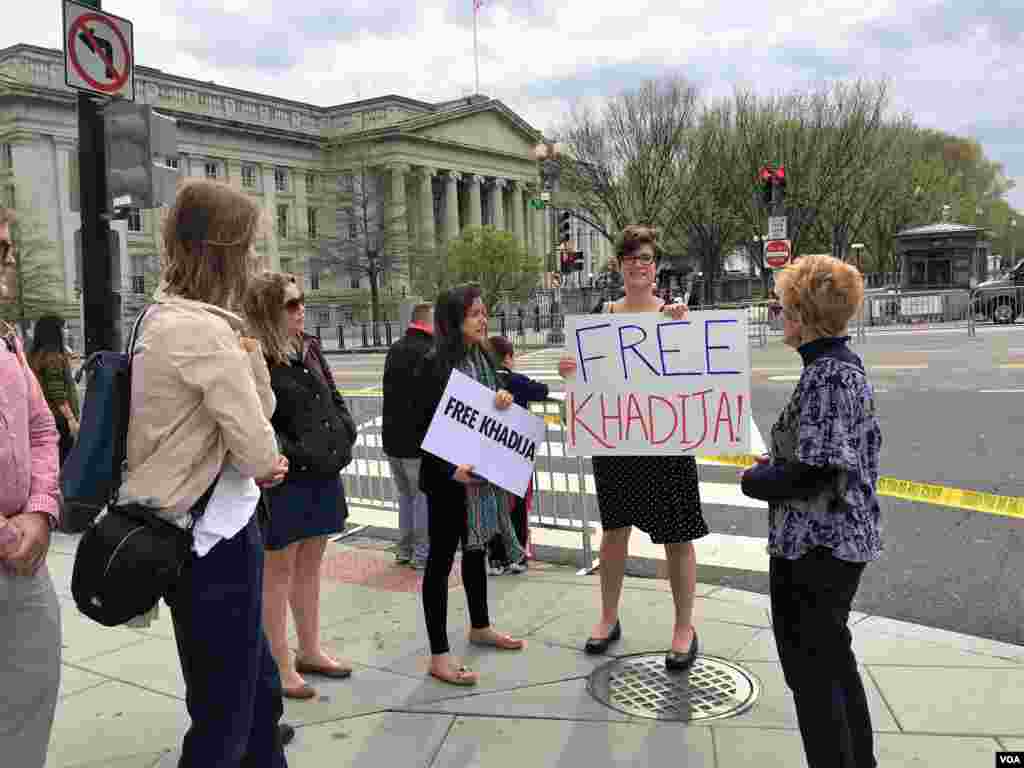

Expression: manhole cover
xmin=587 ymin=653 xmax=760 ymax=722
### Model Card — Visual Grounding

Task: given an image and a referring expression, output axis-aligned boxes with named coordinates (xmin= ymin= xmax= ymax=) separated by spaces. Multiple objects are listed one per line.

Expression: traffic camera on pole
xmin=103 ymin=102 xmax=179 ymax=210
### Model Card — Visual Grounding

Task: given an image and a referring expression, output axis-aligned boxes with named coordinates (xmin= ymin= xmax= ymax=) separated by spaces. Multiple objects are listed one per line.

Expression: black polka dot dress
xmin=589 ymin=300 xmax=708 ymax=544
xmin=592 ymin=454 xmax=708 ymax=544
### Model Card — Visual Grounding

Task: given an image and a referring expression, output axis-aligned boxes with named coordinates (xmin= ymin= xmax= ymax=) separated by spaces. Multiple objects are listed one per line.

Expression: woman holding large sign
xmin=559 ymin=225 xmax=707 ymax=670
xmin=414 ymin=284 xmax=525 ymax=686
xmin=741 ymin=255 xmax=881 ymax=768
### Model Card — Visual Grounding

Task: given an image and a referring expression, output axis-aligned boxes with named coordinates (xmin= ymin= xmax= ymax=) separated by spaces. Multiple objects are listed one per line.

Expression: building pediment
xmin=401 ymin=101 xmax=540 ymax=157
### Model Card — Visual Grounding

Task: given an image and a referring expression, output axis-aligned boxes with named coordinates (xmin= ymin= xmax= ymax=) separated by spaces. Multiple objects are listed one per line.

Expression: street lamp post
xmin=533 ymin=140 xmax=564 ymax=344
xmin=1011 ymin=218 xmax=1017 ymax=268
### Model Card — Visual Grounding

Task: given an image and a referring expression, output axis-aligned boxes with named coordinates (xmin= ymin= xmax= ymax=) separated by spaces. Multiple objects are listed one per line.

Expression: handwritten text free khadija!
xmin=565 ymin=312 xmax=751 ymax=454
xmin=568 ymin=389 xmax=745 ymax=450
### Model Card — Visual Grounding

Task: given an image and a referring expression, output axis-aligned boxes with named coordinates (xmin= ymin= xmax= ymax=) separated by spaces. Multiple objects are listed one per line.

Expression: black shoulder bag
xmin=71 ymin=308 xmax=220 ymax=628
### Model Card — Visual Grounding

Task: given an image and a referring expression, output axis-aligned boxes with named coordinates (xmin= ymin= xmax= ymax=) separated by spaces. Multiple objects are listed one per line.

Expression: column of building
xmin=388 ymin=164 xmax=410 ymax=296
xmin=416 ymin=167 xmax=437 ymax=287
xmin=489 ymin=179 xmax=505 ymax=231
xmin=467 ymin=174 xmax=483 ymax=229
xmin=262 ymin=165 xmax=280 ymax=271
xmin=444 ymin=171 xmax=461 ymax=244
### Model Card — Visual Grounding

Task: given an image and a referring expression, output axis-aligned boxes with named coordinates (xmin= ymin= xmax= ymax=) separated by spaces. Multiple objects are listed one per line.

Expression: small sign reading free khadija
xmin=420 ymin=369 xmax=546 ymax=497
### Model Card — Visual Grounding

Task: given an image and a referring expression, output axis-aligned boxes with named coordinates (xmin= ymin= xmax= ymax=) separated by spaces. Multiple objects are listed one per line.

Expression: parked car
xmin=973 ymin=260 xmax=1024 ymax=324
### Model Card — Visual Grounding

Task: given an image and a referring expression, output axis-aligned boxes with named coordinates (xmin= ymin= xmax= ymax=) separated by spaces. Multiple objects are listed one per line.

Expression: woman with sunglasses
xmin=559 ymin=225 xmax=707 ymax=670
xmin=242 ymin=272 xmax=358 ymax=701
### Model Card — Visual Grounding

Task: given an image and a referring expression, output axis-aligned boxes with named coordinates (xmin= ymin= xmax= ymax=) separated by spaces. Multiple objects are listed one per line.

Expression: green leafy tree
xmin=0 ymin=202 xmax=70 ymax=335
xmin=444 ymin=226 xmax=542 ymax=311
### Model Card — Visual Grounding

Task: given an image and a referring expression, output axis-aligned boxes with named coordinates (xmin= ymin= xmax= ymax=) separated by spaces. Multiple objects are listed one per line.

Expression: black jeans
xmin=166 ymin=517 xmax=286 ymax=768
xmin=423 ymin=485 xmax=490 ymax=655
xmin=770 ymin=547 xmax=876 ymax=768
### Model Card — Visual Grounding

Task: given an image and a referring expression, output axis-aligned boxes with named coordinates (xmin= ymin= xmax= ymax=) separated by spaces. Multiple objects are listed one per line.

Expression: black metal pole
xmin=78 ymin=92 xmax=117 ymax=355
xmin=76 ymin=0 xmax=118 ymax=355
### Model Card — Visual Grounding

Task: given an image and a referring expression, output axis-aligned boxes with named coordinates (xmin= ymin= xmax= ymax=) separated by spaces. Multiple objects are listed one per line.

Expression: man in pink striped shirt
xmin=0 ymin=207 xmax=62 ymax=768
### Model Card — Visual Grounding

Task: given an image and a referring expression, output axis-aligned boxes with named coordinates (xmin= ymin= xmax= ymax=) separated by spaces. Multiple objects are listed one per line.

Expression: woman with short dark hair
xmin=559 ymin=225 xmax=707 ymax=670
xmin=414 ymin=284 xmax=524 ymax=686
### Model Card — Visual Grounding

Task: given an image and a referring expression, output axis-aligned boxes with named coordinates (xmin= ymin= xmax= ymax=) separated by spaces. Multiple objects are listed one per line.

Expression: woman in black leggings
xmin=413 ymin=284 xmax=525 ymax=686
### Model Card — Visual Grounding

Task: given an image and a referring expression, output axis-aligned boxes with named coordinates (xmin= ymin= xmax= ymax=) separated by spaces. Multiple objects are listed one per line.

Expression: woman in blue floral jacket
xmin=742 ymin=254 xmax=882 ymax=768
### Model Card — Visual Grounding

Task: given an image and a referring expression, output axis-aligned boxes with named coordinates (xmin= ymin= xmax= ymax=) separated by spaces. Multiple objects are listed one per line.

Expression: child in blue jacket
xmin=486 ymin=335 xmax=550 ymax=574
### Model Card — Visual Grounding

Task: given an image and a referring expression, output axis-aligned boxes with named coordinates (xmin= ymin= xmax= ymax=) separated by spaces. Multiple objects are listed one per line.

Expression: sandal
xmin=429 ymin=664 xmax=479 ymax=686
xmin=468 ymin=630 xmax=526 ymax=651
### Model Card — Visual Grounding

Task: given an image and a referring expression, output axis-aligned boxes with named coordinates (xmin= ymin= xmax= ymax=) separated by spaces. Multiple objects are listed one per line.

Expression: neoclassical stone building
xmin=1 ymin=43 xmax=610 ymax=335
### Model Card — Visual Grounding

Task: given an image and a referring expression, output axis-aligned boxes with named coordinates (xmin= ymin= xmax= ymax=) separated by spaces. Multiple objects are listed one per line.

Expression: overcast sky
xmin=6 ymin=1 xmax=1021 ymax=213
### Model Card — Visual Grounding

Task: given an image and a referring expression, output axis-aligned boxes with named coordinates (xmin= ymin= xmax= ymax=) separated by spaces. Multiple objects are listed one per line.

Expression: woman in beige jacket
xmin=117 ymin=179 xmax=291 ymax=767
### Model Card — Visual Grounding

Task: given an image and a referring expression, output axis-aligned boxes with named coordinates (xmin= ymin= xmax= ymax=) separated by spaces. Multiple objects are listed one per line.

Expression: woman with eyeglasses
xmin=559 ymin=225 xmax=707 ymax=670
xmin=242 ymin=272 xmax=358 ymax=701
xmin=741 ymin=255 xmax=881 ymax=768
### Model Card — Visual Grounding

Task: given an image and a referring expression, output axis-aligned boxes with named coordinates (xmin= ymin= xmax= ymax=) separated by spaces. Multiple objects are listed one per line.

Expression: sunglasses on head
xmin=284 ymin=295 xmax=305 ymax=311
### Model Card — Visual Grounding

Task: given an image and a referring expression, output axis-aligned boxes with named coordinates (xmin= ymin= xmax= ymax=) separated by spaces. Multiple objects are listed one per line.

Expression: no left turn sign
xmin=63 ymin=0 xmax=135 ymax=100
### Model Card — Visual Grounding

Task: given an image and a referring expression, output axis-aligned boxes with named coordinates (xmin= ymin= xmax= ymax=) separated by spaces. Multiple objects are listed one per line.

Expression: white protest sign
xmin=420 ymin=369 xmax=545 ymax=497
xmin=564 ymin=310 xmax=751 ymax=456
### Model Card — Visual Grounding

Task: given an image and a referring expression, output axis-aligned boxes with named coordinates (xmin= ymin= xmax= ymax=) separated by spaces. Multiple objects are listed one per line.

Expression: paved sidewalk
xmin=44 ymin=532 xmax=1024 ymax=768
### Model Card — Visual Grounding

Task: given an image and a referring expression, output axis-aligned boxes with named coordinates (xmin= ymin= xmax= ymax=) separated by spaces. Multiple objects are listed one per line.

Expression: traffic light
xmin=758 ymin=165 xmax=787 ymax=207
xmin=573 ymin=251 xmax=584 ymax=272
xmin=558 ymin=210 xmax=572 ymax=242
xmin=759 ymin=166 xmax=774 ymax=206
xmin=103 ymin=102 xmax=179 ymax=210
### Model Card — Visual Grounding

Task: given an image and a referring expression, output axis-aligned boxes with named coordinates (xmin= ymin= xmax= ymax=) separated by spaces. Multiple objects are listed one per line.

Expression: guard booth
xmin=862 ymin=222 xmax=991 ymax=327
xmin=895 ymin=223 xmax=990 ymax=290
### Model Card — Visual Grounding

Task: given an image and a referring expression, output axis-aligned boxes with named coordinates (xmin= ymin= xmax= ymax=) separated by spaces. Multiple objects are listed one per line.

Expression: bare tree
xmin=320 ymin=150 xmax=407 ymax=325
xmin=556 ymin=77 xmax=700 ymax=242
xmin=669 ymin=102 xmax=747 ymax=304
xmin=807 ymin=82 xmax=903 ymax=262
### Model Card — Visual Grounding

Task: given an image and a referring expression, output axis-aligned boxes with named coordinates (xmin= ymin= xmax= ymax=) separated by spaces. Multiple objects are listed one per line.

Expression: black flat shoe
xmin=278 ymin=723 xmax=295 ymax=747
xmin=584 ymin=620 xmax=622 ymax=655
xmin=665 ymin=631 xmax=699 ymax=671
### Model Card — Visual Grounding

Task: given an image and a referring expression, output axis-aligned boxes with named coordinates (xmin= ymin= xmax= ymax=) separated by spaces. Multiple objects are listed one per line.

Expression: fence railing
xmin=340 ymin=394 xmax=596 ymax=569
xmin=968 ymin=285 xmax=1024 ymax=337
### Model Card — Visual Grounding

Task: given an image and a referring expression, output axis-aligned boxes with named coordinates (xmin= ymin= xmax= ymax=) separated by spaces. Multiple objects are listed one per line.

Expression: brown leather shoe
xmin=296 ymin=659 xmax=352 ymax=679
xmin=282 ymin=683 xmax=316 ymax=700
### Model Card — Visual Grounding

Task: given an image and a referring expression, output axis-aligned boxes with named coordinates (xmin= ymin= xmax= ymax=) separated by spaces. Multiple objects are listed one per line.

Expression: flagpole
xmin=473 ymin=2 xmax=480 ymax=95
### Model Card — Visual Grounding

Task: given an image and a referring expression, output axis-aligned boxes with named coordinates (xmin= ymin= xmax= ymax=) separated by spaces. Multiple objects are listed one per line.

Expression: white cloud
xmin=3 ymin=0 xmax=1021 ymax=209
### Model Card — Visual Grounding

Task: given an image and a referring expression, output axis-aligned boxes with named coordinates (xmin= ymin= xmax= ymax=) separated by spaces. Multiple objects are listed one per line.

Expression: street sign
xmin=764 ymin=239 xmax=792 ymax=269
xmin=540 ymin=191 xmax=551 ymax=201
xmin=768 ymin=216 xmax=787 ymax=240
xmin=529 ymin=198 xmax=547 ymax=210
xmin=63 ymin=0 xmax=135 ymax=100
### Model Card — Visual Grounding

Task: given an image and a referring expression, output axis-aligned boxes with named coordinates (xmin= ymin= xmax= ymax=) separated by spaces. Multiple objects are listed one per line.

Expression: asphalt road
xmin=331 ymin=323 xmax=1024 ymax=645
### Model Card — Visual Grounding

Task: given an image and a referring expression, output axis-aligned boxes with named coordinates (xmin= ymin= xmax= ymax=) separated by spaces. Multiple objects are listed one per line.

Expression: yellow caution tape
xmin=345 ymin=399 xmax=1021 ymax=519
xmin=697 ymin=456 xmax=1024 ymax=520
